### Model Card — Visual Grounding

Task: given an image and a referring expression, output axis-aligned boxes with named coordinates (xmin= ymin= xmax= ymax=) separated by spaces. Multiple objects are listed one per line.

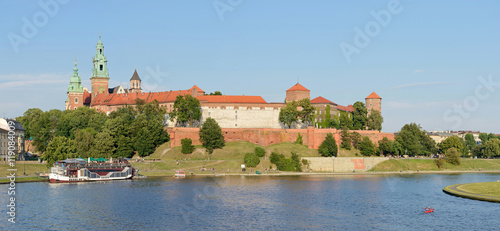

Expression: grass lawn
xmin=0 ymin=177 xmax=48 ymax=183
xmin=0 ymin=163 xmax=49 ymax=177
xmin=458 ymin=182 xmax=500 ymax=197
xmin=372 ymin=158 xmax=500 ymax=172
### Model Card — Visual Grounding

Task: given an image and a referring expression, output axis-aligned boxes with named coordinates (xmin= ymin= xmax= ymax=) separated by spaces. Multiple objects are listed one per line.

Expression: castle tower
xmin=90 ymin=35 xmax=110 ymax=97
xmin=129 ymin=69 xmax=142 ymax=93
xmin=365 ymin=92 xmax=382 ymax=115
xmin=66 ymin=59 xmax=84 ymax=110
xmin=285 ymin=83 xmax=310 ymax=103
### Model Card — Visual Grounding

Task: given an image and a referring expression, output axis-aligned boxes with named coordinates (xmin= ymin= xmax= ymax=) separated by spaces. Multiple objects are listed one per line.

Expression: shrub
xmin=359 ymin=136 xmax=376 ymax=156
xmin=435 ymin=158 xmax=445 ymax=169
xmin=295 ymin=133 xmax=303 ymax=145
xmin=270 ymin=152 xmax=281 ymax=163
xmin=255 ymin=147 xmax=266 ymax=157
xmin=318 ymin=133 xmax=338 ymax=157
xmin=181 ymin=138 xmax=195 ymax=154
xmin=445 ymin=147 xmax=461 ymax=166
xmin=270 ymin=152 xmax=302 ymax=172
xmin=244 ymin=153 xmax=260 ymax=167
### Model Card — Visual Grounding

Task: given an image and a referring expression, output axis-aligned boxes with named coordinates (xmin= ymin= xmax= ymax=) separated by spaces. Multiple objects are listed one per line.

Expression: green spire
xmin=68 ymin=59 xmax=84 ymax=93
xmin=91 ymin=34 xmax=109 ymax=78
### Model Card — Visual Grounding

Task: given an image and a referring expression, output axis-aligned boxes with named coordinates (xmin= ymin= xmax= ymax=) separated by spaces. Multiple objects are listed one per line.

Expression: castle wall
xmin=201 ymin=105 xmax=284 ymax=129
xmin=168 ymin=127 xmax=395 ymax=149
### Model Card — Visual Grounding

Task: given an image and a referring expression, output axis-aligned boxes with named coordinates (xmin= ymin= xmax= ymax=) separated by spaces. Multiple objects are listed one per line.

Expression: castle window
xmin=235 ymin=124 xmax=237 ymax=127
xmin=100 ymin=65 xmax=103 ymax=71
xmin=235 ymin=115 xmax=237 ymax=120
xmin=100 ymin=49 xmax=102 ymax=54
xmin=370 ymin=104 xmax=372 ymax=106
xmin=75 ymin=98 xmax=78 ymax=104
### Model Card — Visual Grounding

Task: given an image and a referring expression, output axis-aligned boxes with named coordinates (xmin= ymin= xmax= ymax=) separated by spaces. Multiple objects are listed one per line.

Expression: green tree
xmin=488 ymin=133 xmax=498 ymax=140
xmin=484 ymin=139 xmax=500 ymax=158
xmin=133 ymin=127 xmax=156 ymax=157
xmin=43 ymin=136 xmax=76 ymax=167
xmin=378 ymin=137 xmax=394 ymax=156
xmin=244 ymin=153 xmax=260 ymax=167
xmin=199 ymin=118 xmax=225 ymax=154
xmin=351 ymin=132 xmax=362 ymax=150
xmin=339 ymin=111 xmax=353 ymax=129
xmin=464 ymin=133 xmax=476 ymax=153
xmin=395 ymin=123 xmax=436 ymax=156
xmin=340 ymin=127 xmax=351 ymax=150
xmin=298 ymin=98 xmax=315 ymax=127
xmin=91 ymin=132 xmax=116 ymax=158
xmin=115 ymin=135 xmax=135 ymax=158
xmin=181 ymin=138 xmax=195 ymax=154
xmin=445 ymin=147 xmax=461 ymax=166
xmin=318 ymin=133 xmax=338 ymax=157
xmin=479 ymin=133 xmax=488 ymax=144
xmin=352 ymin=101 xmax=367 ymax=130
xmin=255 ymin=147 xmax=266 ymax=157
xmin=472 ymin=144 xmax=486 ymax=157
xmin=169 ymin=94 xmax=202 ymax=127
xmin=367 ymin=110 xmax=383 ymax=131
xmin=439 ymin=136 xmax=465 ymax=155
xmin=359 ymin=136 xmax=376 ymax=156
xmin=15 ymin=108 xmax=44 ymax=139
xmin=74 ymin=128 xmax=96 ymax=158
xmin=279 ymin=101 xmax=299 ymax=128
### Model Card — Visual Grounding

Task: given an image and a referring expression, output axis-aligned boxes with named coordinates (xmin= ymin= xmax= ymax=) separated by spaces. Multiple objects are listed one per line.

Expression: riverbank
xmin=443 ymin=182 xmax=500 ymax=203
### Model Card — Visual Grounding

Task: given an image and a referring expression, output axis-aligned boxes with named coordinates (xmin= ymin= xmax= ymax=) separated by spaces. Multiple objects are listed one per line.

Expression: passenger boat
xmin=174 ymin=170 xmax=186 ymax=178
xmin=49 ymin=158 xmax=135 ymax=183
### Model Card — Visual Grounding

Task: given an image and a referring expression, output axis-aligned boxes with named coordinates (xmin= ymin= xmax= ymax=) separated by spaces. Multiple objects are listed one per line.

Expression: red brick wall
xmin=285 ymin=90 xmax=310 ymax=103
xmin=168 ymin=127 xmax=395 ymax=149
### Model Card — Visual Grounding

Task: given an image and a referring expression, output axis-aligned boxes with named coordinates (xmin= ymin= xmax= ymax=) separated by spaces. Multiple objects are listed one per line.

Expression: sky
xmin=1 ymin=0 xmax=500 ymax=133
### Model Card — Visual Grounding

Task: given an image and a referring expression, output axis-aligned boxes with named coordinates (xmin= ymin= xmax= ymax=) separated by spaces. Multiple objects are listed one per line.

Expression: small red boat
xmin=424 ymin=208 xmax=434 ymax=213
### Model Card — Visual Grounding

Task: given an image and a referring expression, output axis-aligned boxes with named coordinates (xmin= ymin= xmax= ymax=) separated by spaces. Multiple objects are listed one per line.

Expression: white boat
xmin=49 ymin=158 xmax=135 ymax=183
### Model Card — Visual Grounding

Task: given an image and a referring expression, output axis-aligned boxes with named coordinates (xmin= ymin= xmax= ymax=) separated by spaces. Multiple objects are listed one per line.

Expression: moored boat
xmin=174 ymin=170 xmax=186 ymax=178
xmin=49 ymin=158 xmax=135 ymax=183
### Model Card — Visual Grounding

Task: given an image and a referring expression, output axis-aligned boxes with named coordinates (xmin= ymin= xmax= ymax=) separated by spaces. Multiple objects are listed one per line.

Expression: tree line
xmin=16 ymin=100 xmax=170 ymax=166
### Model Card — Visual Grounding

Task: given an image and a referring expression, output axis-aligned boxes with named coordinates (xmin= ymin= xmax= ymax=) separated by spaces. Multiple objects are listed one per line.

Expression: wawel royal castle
xmin=66 ymin=37 xmax=381 ymax=129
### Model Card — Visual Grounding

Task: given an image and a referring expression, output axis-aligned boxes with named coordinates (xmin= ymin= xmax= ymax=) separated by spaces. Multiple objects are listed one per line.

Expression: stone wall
xmin=302 ymin=157 xmax=389 ymax=172
xmin=201 ymin=105 xmax=283 ymax=129
xmin=168 ymin=127 xmax=395 ymax=149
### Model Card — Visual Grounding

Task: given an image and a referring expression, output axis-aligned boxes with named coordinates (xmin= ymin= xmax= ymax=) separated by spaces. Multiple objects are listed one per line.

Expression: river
xmin=1 ymin=173 xmax=499 ymax=230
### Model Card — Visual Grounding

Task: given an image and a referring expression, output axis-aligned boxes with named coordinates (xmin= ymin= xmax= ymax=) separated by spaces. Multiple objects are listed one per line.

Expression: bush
xmin=181 ymin=138 xmax=195 ymax=154
xmin=445 ymin=147 xmax=461 ymax=166
xmin=270 ymin=152 xmax=281 ymax=164
xmin=199 ymin=118 xmax=225 ymax=154
xmin=255 ymin=147 xmax=266 ymax=157
xmin=270 ymin=152 xmax=302 ymax=172
xmin=318 ymin=133 xmax=338 ymax=157
xmin=244 ymin=153 xmax=260 ymax=167
xmin=435 ymin=158 xmax=445 ymax=169
xmin=296 ymin=133 xmax=303 ymax=145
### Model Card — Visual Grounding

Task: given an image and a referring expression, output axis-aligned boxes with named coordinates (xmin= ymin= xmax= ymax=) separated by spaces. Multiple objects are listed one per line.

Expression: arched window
xmin=75 ymin=98 xmax=78 ymax=104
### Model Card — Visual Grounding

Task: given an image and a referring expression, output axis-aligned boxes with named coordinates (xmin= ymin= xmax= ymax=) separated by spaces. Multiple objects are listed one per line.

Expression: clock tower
xmin=90 ymin=35 xmax=110 ymax=97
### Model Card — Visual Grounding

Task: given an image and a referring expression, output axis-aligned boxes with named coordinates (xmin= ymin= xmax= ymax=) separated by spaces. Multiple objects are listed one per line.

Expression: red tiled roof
xmin=310 ymin=96 xmax=337 ymax=105
xmin=89 ymin=89 xmax=193 ymax=107
xmin=197 ymin=95 xmax=267 ymax=104
xmin=366 ymin=92 xmax=381 ymax=99
xmin=189 ymin=85 xmax=205 ymax=93
xmin=286 ymin=83 xmax=309 ymax=92
xmin=338 ymin=104 xmax=354 ymax=112
xmin=83 ymin=90 xmax=92 ymax=105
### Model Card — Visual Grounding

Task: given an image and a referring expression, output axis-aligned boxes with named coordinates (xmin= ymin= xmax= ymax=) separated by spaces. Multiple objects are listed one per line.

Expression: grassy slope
xmin=458 ymin=182 xmax=500 ymax=197
xmin=372 ymin=159 xmax=500 ymax=172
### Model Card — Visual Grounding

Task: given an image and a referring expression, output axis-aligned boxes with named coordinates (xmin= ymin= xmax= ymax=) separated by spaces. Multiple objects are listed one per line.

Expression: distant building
xmin=0 ymin=119 xmax=25 ymax=161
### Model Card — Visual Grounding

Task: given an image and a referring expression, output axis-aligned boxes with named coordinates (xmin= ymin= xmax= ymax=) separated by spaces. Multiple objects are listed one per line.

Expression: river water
xmin=1 ymin=173 xmax=499 ymax=230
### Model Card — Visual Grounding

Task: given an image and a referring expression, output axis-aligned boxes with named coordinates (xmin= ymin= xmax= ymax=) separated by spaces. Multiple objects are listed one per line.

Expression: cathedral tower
xmin=129 ymin=69 xmax=142 ymax=93
xmin=90 ymin=35 xmax=110 ymax=97
xmin=66 ymin=59 xmax=84 ymax=110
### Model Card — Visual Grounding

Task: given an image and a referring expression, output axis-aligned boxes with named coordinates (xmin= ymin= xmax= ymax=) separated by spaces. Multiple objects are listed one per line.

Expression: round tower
xmin=365 ymin=92 xmax=382 ymax=115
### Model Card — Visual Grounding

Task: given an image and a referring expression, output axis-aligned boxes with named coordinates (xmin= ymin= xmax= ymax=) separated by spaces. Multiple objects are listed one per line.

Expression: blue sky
xmin=1 ymin=0 xmax=500 ymax=133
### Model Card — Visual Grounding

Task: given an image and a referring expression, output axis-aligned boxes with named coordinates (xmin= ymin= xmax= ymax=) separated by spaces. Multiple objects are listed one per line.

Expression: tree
xmin=488 ymin=133 xmax=498 ymax=140
xmin=439 ymin=136 xmax=465 ymax=155
xmin=199 ymin=118 xmax=225 ymax=154
xmin=367 ymin=110 xmax=383 ymax=131
xmin=43 ymin=136 xmax=76 ymax=167
xmin=169 ymin=94 xmax=201 ymax=127
xmin=208 ymin=91 xmax=222 ymax=95
xmin=91 ymin=132 xmax=116 ymax=158
xmin=472 ymin=144 xmax=486 ymax=158
xmin=352 ymin=101 xmax=367 ymax=130
xmin=298 ymin=98 xmax=315 ymax=127
xmin=255 ymin=147 xmax=266 ymax=157
xmin=340 ymin=127 xmax=351 ymax=150
xmin=318 ymin=133 xmax=338 ymax=157
xmin=359 ymin=136 xmax=376 ymax=156
xmin=74 ymin=128 xmax=96 ymax=158
xmin=133 ymin=127 xmax=156 ymax=157
xmin=483 ymin=139 xmax=500 ymax=158
xmin=244 ymin=153 xmax=260 ymax=167
xmin=395 ymin=123 xmax=436 ymax=156
xmin=479 ymin=133 xmax=488 ymax=144
xmin=181 ymin=138 xmax=195 ymax=154
xmin=445 ymin=147 xmax=461 ymax=166
xmin=464 ymin=133 xmax=476 ymax=153
xmin=279 ymin=101 xmax=299 ymax=128
xmin=339 ymin=111 xmax=353 ymax=129
xmin=115 ymin=135 xmax=135 ymax=158
xmin=351 ymin=132 xmax=362 ymax=150
xmin=15 ymin=108 xmax=44 ymax=139
xmin=378 ymin=137 xmax=394 ymax=156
